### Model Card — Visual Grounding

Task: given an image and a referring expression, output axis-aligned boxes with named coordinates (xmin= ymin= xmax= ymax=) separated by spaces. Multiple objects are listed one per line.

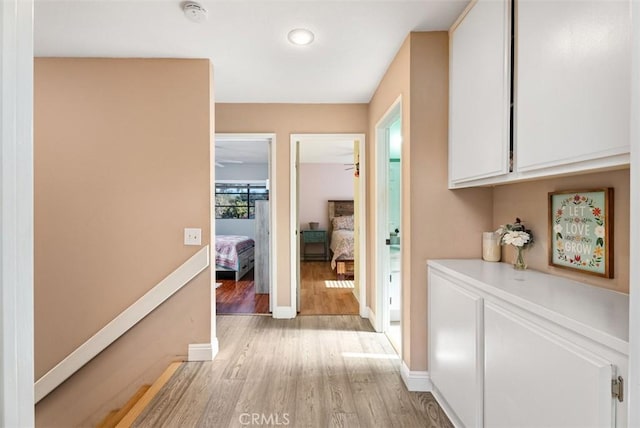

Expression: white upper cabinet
xmin=516 ymin=0 xmax=631 ymax=173
xmin=448 ymin=0 xmax=631 ymax=188
xmin=449 ymin=0 xmax=511 ymax=185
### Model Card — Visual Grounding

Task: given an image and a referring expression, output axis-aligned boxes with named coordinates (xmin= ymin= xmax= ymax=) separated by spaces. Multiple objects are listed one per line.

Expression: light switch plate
xmin=184 ymin=228 xmax=202 ymax=246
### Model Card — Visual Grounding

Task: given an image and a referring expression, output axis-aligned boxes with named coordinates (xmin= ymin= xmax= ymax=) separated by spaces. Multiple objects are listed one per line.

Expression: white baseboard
xmin=273 ymin=306 xmax=296 ymax=319
xmin=400 ymin=361 xmax=432 ymax=392
xmin=360 ymin=305 xmax=368 ymax=319
xmin=367 ymin=307 xmax=377 ymax=331
xmin=188 ymin=342 xmax=215 ymax=361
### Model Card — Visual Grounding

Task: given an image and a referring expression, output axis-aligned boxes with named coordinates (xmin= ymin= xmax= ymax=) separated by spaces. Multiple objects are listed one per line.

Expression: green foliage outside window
xmin=215 ymin=183 xmax=268 ymax=219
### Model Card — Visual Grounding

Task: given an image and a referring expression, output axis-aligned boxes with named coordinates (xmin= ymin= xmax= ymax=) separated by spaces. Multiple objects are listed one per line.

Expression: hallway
xmin=132 ymin=315 xmax=452 ymax=427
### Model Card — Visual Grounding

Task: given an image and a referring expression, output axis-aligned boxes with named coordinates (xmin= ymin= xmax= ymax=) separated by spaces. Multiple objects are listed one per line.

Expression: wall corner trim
xmin=272 ymin=306 xmax=296 ymax=319
xmin=188 ymin=343 xmax=216 ymax=361
xmin=400 ymin=361 xmax=432 ymax=392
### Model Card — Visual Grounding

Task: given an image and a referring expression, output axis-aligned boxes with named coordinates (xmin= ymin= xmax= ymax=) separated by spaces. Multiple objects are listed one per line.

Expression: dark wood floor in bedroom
xmin=216 ymin=269 xmax=270 ymax=314
xmin=215 ymin=261 xmax=359 ymax=315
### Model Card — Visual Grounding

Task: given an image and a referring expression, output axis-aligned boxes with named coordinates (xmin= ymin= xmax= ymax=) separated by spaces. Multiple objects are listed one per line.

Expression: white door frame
xmin=0 ymin=0 xmax=35 ymax=425
xmin=290 ymin=133 xmax=367 ymax=317
xmin=627 ymin=2 xmax=639 ymax=425
xmin=374 ymin=97 xmax=402 ymax=340
xmin=214 ymin=133 xmax=277 ymax=318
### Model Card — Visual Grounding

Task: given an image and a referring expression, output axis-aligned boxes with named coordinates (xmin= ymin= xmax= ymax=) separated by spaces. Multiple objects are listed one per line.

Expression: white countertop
xmin=428 ymin=259 xmax=629 ymax=354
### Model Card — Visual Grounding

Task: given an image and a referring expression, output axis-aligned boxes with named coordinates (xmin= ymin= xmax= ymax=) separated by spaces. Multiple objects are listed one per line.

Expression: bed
xmin=328 ymin=200 xmax=355 ymax=279
xmin=215 ymin=235 xmax=255 ymax=281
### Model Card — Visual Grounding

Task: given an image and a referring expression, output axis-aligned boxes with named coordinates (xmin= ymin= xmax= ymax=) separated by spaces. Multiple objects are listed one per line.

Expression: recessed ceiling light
xmin=287 ymin=28 xmax=315 ymax=46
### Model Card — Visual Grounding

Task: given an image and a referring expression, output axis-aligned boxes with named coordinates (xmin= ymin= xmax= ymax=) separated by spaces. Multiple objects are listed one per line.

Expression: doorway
xmin=375 ymin=98 xmax=402 ymax=353
xmin=213 ymin=134 xmax=276 ymax=315
xmin=290 ymin=134 xmax=367 ymax=316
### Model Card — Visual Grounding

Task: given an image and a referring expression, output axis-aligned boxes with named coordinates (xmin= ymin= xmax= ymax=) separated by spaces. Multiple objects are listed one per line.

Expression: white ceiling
xmin=215 ymin=137 xmax=354 ymax=164
xmin=299 ymin=137 xmax=354 ymax=164
xmin=34 ymin=0 xmax=467 ymax=103
xmin=215 ymin=139 xmax=269 ymax=164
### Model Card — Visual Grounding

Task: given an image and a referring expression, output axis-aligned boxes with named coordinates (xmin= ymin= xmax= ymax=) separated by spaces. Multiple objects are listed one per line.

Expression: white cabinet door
xmin=485 ymin=302 xmax=614 ymax=428
xmin=516 ymin=0 xmax=631 ymax=172
xmin=449 ymin=0 xmax=511 ymax=185
xmin=429 ymin=271 xmax=483 ymax=428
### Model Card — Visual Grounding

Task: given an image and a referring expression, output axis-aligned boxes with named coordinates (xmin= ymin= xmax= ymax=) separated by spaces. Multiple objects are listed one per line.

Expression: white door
xmin=375 ymin=99 xmax=402 ymax=353
xmin=387 ymin=119 xmax=401 ymax=327
xmin=294 ymin=139 xmax=301 ymax=312
xmin=516 ymin=0 xmax=631 ymax=172
xmin=449 ymin=0 xmax=511 ymax=184
xmin=429 ymin=271 xmax=484 ymax=428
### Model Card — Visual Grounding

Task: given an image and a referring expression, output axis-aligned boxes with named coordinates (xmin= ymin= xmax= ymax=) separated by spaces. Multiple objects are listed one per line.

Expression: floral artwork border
xmin=548 ymin=188 xmax=614 ymax=278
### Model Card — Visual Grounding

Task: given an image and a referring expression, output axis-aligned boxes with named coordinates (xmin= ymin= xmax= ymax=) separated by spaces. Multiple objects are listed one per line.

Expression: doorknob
xmin=385 ymin=239 xmax=391 ymax=245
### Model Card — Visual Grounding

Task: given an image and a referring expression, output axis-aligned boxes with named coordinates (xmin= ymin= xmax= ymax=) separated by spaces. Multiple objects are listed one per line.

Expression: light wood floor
xmin=132 ymin=315 xmax=452 ymax=428
xmin=299 ymin=261 xmax=359 ymax=315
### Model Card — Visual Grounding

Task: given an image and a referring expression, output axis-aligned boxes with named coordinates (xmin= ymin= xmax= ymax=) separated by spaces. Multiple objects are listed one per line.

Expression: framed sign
xmin=549 ymin=188 xmax=613 ymax=278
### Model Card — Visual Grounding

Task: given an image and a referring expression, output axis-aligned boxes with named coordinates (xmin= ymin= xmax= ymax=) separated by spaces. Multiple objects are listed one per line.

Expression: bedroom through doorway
xmin=213 ymin=134 xmax=275 ymax=315
xmin=291 ymin=134 xmax=366 ymax=316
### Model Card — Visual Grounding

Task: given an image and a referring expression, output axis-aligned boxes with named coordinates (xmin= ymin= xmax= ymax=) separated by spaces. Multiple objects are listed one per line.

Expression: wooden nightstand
xmin=301 ymin=230 xmax=328 ymax=261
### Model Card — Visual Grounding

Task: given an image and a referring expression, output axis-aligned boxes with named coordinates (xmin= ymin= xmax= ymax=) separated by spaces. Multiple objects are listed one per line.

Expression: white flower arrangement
xmin=496 ymin=218 xmax=534 ymax=248
xmin=502 ymin=230 xmax=531 ymax=247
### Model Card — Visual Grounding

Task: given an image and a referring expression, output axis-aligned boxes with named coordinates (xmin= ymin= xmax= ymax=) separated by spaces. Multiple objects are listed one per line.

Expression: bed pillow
xmin=332 ymin=215 xmax=354 ymax=231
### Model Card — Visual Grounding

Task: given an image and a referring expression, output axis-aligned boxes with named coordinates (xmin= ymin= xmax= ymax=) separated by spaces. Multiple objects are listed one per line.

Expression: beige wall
xmin=494 ymin=169 xmax=630 ymax=293
xmin=368 ymin=33 xmax=494 ymax=370
xmin=215 ymin=103 xmax=368 ymax=307
xmin=367 ymin=35 xmax=410 ymax=318
xmin=34 ymin=58 xmax=212 ymax=426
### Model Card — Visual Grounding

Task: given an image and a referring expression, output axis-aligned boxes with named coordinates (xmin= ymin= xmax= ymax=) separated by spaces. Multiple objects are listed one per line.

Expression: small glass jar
xmin=482 ymin=232 xmax=501 ymax=262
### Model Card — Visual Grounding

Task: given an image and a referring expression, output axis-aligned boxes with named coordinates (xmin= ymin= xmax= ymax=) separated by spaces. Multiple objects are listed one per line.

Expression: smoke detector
xmin=183 ymin=2 xmax=208 ymax=23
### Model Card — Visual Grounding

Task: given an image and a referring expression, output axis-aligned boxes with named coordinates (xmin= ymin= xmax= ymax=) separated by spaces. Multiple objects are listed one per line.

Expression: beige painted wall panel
xmin=493 ymin=169 xmax=630 ymax=293
xmin=34 ymin=58 xmax=212 ymax=425
xmin=368 ymin=33 xmax=493 ymax=370
xmin=408 ymin=33 xmax=493 ymax=371
xmin=215 ymin=103 xmax=368 ymax=306
xmin=367 ymin=35 xmax=411 ymax=327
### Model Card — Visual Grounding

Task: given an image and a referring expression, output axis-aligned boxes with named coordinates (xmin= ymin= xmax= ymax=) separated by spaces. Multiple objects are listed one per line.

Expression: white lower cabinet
xmin=429 ymin=272 xmax=483 ymax=428
xmin=485 ymin=302 xmax=614 ymax=428
xmin=428 ymin=260 xmax=628 ymax=428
